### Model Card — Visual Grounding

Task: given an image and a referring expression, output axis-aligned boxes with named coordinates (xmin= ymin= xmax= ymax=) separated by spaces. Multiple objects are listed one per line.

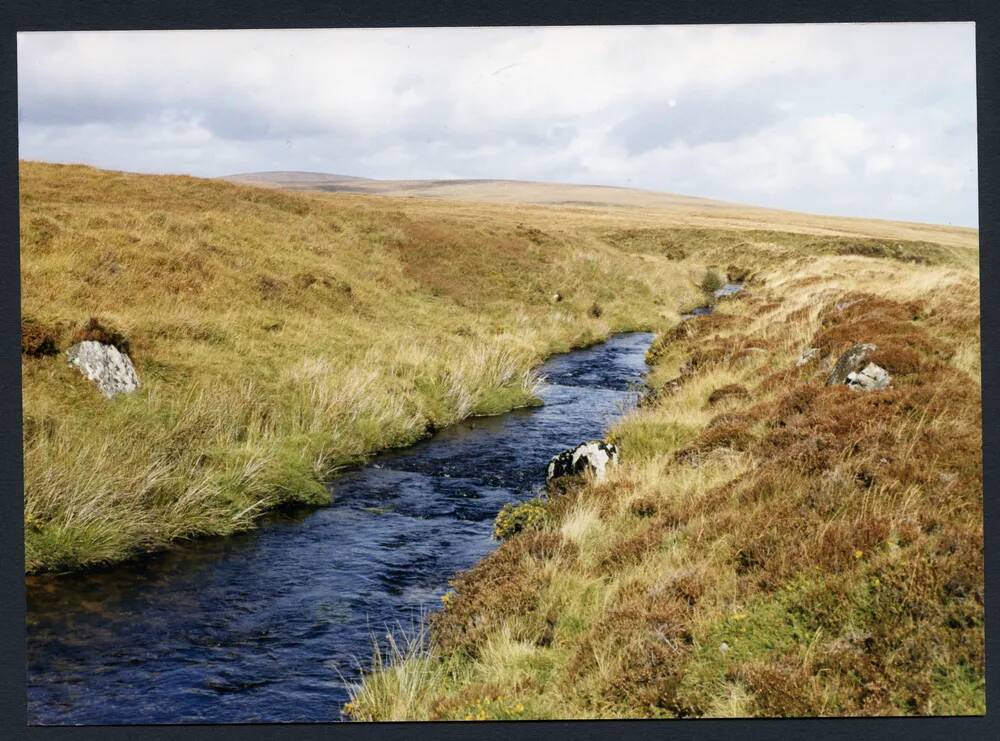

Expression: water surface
xmin=27 ymin=332 xmax=653 ymax=725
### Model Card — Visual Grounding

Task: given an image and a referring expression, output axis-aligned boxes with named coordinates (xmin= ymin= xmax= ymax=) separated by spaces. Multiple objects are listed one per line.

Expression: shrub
xmin=70 ymin=317 xmax=130 ymax=355
xmin=21 ymin=318 xmax=59 ymax=357
xmin=493 ymin=499 xmax=548 ymax=540
xmin=698 ymin=269 xmax=724 ymax=295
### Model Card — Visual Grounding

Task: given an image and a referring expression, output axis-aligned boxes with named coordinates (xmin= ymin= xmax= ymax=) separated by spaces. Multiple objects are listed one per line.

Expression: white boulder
xmin=546 ymin=440 xmax=619 ymax=484
xmin=846 ymin=362 xmax=891 ymax=392
xmin=66 ymin=341 xmax=140 ymax=398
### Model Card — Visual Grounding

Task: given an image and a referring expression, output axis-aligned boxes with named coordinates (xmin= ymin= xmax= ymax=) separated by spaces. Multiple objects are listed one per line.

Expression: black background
xmin=0 ymin=2 xmax=996 ymax=739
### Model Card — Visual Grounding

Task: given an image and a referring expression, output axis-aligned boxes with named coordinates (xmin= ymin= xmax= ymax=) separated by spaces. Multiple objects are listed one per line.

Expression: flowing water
xmin=26 ymin=332 xmax=654 ymax=725
xmin=681 ymin=282 xmax=744 ymax=319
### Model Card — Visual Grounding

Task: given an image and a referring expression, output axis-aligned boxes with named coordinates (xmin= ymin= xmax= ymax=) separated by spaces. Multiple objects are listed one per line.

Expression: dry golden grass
xmin=226 ymin=171 xmax=977 ymax=250
xmin=22 ymin=159 xmax=983 ymax=718
xmin=21 ymin=160 xmax=711 ymax=573
xmin=348 ymin=213 xmax=982 ymax=720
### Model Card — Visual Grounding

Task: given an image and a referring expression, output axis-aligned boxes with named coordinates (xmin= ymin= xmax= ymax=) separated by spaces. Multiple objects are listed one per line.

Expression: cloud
xmin=17 ymin=24 xmax=978 ymax=226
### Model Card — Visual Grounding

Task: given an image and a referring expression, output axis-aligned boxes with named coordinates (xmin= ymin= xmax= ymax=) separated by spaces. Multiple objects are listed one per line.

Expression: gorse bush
xmin=493 ymin=499 xmax=548 ymax=540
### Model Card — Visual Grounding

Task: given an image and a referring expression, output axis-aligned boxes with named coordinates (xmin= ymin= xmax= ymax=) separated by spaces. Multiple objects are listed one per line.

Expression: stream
xmin=26 ymin=331 xmax=655 ymax=725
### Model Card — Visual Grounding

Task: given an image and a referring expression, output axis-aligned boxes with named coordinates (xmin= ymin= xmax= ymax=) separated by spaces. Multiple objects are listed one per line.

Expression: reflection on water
xmin=27 ymin=332 xmax=653 ymax=724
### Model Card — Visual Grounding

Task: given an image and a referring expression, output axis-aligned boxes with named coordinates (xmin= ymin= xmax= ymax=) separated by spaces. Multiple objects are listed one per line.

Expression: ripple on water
xmin=26 ymin=332 xmax=654 ymax=724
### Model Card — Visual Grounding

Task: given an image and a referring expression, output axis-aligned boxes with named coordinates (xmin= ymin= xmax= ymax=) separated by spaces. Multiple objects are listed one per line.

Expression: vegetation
xmin=348 ymin=224 xmax=982 ymax=718
xmin=21 ymin=160 xmax=706 ymax=573
xmin=21 ymin=160 xmax=983 ymax=718
xmin=698 ymin=268 xmax=724 ymax=296
xmin=493 ymin=499 xmax=549 ymax=540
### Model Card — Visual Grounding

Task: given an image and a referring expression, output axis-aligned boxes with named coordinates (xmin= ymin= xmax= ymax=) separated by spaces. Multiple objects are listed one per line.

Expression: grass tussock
xmin=23 ymin=160 xmax=981 ymax=718
xmin=350 ymin=241 xmax=982 ymax=719
xmin=22 ymin=160 xmax=712 ymax=573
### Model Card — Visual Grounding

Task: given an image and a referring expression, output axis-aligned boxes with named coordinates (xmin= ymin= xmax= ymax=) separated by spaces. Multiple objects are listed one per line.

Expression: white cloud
xmin=17 ymin=23 xmax=978 ymax=226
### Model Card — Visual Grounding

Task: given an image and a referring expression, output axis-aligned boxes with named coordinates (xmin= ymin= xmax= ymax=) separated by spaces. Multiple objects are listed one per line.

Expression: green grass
xmin=21 ymin=160 xmax=706 ymax=573
xmin=348 ymin=244 xmax=983 ymax=720
xmin=22 ymin=160 xmax=983 ymax=719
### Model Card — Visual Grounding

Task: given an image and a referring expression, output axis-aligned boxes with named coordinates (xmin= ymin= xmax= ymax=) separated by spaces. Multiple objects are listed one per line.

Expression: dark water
xmin=681 ymin=282 xmax=744 ymax=319
xmin=26 ymin=332 xmax=654 ymax=725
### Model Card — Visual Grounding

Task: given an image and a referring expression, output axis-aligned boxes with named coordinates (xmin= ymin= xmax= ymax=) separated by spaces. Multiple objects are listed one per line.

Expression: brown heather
xmin=349 ymin=217 xmax=982 ymax=719
xmin=19 ymin=160 xmax=982 ymax=718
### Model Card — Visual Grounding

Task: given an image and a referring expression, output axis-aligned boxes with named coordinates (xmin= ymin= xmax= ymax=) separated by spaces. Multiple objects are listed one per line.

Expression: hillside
xmin=223 ymin=171 xmax=978 ymax=248
xmin=21 ymin=160 xmax=982 ymax=717
xmin=22 ymin=160 xmax=713 ymax=573
xmin=338 ymin=188 xmax=983 ymax=717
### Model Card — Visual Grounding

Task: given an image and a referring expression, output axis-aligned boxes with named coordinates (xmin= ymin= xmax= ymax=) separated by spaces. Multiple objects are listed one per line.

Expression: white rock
xmin=546 ymin=440 xmax=619 ymax=484
xmin=846 ymin=362 xmax=891 ymax=392
xmin=66 ymin=341 xmax=140 ymax=398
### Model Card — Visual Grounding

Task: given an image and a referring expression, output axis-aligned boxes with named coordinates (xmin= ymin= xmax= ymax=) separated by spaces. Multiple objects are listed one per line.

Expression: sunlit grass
xmin=348 ymin=226 xmax=982 ymax=720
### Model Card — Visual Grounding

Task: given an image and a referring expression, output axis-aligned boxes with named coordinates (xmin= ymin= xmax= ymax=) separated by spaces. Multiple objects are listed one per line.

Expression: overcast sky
xmin=18 ymin=24 xmax=978 ymax=226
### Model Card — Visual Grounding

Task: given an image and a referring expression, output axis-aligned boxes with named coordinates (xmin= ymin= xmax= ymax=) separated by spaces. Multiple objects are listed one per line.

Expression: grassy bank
xmin=347 ymin=230 xmax=982 ymax=717
xmin=22 ymin=161 xmax=714 ymax=573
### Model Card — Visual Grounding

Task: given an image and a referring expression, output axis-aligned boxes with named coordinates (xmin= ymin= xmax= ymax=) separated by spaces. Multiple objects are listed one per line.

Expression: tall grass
xmin=348 ymin=235 xmax=983 ymax=719
xmin=21 ymin=160 xmax=704 ymax=572
xmin=345 ymin=622 xmax=445 ymax=722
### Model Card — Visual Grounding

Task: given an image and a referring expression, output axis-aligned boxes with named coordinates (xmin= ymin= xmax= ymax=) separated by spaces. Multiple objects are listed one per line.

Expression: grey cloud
xmin=20 ymin=93 xmax=153 ymax=126
xmin=612 ymin=92 xmax=786 ymax=154
xmin=16 ymin=26 xmax=979 ymax=226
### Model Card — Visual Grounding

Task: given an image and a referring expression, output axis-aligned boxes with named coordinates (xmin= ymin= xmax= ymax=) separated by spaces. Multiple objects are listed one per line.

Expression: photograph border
xmin=1 ymin=2 xmax=996 ymax=739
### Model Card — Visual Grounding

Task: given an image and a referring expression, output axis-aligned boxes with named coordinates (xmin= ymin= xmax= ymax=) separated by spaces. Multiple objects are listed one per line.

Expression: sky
xmin=17 ymin=24 xmax=978 ymax=227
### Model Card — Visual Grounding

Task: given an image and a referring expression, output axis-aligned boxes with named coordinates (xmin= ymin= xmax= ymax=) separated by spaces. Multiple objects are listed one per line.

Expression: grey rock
xmin=66 ymin=341 xmax=140 ymax=398
xmin=827 ymin=343 xmax=877 ymax=386
xmin=846 ymin=362 xmax=891 ymax=392
xmin=796 ymin=347 xmax=820 ymax=367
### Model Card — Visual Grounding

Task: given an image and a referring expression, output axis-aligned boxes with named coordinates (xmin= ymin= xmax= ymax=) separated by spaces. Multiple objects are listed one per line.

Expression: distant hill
xmin=221 ymin=170 xmax=977 ymax=248
xmin=222 ymin=171 xmax=729 ymax=210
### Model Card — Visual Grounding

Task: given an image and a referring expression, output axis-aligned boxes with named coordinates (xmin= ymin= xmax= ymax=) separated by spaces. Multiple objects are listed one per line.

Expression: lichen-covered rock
xmin=546 ymin=440 xmax=619 ymax=484
xmin=846 ymin=362 xmax=891 ymax=391
xmin=826 ymin=342 xmax=877 ymax=386
xmin=66 ymin=341 xmax=140 ymax=398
